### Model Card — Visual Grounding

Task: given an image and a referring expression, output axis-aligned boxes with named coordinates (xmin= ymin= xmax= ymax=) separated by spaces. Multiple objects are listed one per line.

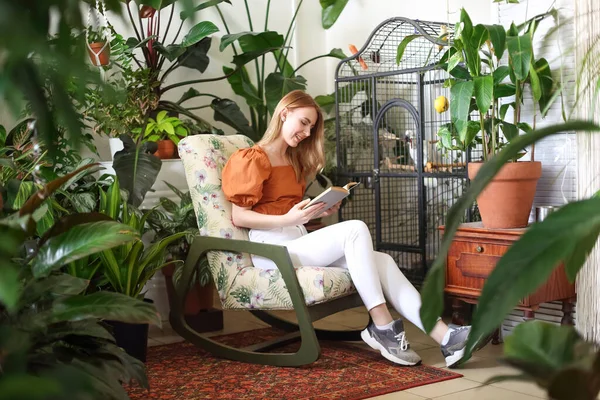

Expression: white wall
xmin=294 ymin=0 xmax=493 ymax=97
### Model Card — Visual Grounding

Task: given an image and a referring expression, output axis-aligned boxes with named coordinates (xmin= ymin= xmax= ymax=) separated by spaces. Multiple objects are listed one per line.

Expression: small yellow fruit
xmin=434 ymin=96 xmax=449 ymax=113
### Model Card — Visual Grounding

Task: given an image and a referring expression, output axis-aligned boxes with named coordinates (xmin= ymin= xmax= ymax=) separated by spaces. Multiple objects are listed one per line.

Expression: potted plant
xmin=135 ymin=111 xmax=188 ymax=159
xmin=83 ymin=69 xmax=159 ymax=160
xmin=433 ymin=9 xmax=557 ymax=228
xmin=0 ymin=165 xmax=159 ymax=398
xmin=86 ymin=27 xmax=110 ymax=66
xmin=96 ymin=176 xmax=186 ymax=362
xmin=145 ymin=183 xmax=223 ymax=332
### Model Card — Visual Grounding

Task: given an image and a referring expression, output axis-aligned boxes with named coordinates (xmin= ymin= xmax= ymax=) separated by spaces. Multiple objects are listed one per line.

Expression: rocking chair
xmin=170 ymin=134 xmax=366 ymax=367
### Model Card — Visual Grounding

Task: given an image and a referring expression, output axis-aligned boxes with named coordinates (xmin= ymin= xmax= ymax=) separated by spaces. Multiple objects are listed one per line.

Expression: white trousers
xmin=248 ymin=220 xmax=425 ymax=331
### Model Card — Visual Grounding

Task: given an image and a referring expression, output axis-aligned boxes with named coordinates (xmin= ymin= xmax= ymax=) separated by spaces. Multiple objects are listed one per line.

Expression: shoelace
xmin=394 ymin=331 xmax=409 ymax=351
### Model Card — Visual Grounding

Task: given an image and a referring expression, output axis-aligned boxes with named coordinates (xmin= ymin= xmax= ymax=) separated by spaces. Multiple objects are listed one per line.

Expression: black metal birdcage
xmin=334 ymin=17 xmax=475 ymax=285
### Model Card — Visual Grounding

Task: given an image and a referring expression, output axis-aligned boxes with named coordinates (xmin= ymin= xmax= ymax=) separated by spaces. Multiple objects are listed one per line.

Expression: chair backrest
xmin=178 ymin=134 xmax=256 ymax=296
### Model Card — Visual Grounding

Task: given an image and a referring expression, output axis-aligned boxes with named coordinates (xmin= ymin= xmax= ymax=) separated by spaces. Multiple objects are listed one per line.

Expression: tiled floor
xmin=149 ymin=307 xmax=550 ymax=400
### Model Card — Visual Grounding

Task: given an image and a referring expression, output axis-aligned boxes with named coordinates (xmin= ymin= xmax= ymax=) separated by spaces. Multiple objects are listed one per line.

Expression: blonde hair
xmin=257 ymin=90 xmax=325 ymax=182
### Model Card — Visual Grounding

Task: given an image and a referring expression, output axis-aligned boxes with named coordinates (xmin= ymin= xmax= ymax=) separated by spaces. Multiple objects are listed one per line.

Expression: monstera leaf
xmin=112 ymin=135 xmax=161 ymax=207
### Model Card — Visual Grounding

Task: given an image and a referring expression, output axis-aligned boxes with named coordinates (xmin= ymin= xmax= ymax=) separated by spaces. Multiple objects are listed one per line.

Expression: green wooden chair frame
xmin=170 ymin=235 xmax=367 ymax=367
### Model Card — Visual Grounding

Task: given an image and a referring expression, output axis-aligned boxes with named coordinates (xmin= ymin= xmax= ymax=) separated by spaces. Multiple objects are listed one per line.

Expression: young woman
xmin=222 ymin=90 xmax=471 ymax=368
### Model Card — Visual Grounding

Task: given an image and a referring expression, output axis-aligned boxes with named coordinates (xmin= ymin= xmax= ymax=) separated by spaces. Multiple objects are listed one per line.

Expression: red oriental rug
xmin=128 ymin=328 xmax=462 ymax=400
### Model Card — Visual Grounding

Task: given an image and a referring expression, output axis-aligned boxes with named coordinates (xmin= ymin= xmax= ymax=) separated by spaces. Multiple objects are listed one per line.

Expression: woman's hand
xmin=318 ymin=201 xmax=342 ymax=218
xmin=285 ymin=199 xmax=328 ymax=226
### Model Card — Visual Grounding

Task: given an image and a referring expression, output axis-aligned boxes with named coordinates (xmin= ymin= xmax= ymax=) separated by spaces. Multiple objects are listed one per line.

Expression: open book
xmin=303 ymin=182 xmax=360 ymax=216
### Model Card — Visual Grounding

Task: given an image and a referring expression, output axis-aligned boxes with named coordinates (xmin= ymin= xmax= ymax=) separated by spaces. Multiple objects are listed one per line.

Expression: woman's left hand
xmin=317 ymin=201 xmax=342 ymax=218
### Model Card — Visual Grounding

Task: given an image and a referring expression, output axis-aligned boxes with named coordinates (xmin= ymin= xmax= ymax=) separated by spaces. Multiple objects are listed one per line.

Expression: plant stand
xmin=441 ymin=222 xmax=577 ymax=343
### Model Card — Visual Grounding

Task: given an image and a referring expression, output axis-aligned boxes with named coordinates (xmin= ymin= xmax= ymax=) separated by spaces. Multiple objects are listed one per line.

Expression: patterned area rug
xmin=128 ymin=328 xmax=462 ymax=400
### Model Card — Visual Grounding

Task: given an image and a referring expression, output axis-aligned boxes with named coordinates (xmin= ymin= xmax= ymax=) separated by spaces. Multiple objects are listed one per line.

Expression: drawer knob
xmin=475 ymin=246 xmax=484 ymax=253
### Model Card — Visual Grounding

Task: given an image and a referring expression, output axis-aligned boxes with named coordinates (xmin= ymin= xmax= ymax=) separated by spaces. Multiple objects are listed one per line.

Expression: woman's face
xmin=280 ymin=106 xmax=317 ymax=147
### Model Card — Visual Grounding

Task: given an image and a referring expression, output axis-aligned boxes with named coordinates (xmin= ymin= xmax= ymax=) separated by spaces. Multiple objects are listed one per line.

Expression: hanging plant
xmin=85 ymin=0 xmax=111 ymax=66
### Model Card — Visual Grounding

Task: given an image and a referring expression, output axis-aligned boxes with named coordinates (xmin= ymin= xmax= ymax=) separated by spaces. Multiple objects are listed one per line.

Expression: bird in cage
xmin=404 ymin=130 xmax=429 ymax=169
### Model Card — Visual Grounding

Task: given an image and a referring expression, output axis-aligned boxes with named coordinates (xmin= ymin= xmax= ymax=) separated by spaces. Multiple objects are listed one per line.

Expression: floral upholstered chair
xmin=171 ymin=134 xmax=365 ymax=366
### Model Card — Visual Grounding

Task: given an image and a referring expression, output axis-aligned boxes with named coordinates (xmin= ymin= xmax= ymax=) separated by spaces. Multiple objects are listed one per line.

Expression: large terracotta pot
xmin=87 ymin=42 xmax=110 ymax=66
xmin=154 ymin=139 xmax=177 ymax=159
xmin=468 ymin=161 xmax=542 ymax=229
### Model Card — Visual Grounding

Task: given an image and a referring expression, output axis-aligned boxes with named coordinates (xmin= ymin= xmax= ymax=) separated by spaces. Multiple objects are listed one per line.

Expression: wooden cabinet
xmin=441 ymin=222 xmax=576 ymax=343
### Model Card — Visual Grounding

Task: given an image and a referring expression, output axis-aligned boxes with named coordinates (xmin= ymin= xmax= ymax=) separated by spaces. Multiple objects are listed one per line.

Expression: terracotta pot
xmin=468 ymin=161 xmax=542 ymax=229
xmin=163 ymin=264 xmax=213 ymax=314
xmin=154 ymin=139 xmax=177 ymax=159
xmin=163 ymin=263 xmax=223 ymax=333
xmin=87 ymin=42 xmax=110 ymax=66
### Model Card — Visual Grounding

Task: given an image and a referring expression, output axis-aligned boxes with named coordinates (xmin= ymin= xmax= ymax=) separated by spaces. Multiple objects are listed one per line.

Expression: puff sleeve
xmin=222 ymin=147 xmax=272 ymax=208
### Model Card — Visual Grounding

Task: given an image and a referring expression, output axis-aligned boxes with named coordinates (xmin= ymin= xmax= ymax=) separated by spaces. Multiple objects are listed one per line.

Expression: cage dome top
xmin=336 ymin=18 xmax=453 ymax=79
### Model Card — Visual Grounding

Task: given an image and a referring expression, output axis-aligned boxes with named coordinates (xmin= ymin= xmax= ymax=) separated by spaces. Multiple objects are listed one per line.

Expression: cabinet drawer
xmin=446 ymin=240 xmax=510 ymax=294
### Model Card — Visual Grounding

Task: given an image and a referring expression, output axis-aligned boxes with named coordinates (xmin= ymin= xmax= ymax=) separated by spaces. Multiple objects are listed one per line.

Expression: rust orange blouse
xmin=222 ymin=145 xmax=305 ymax=215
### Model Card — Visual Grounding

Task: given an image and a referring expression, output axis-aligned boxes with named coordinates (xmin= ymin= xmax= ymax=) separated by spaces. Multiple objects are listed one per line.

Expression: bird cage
xmin=334 ymin=17 xmax=476 ymax=285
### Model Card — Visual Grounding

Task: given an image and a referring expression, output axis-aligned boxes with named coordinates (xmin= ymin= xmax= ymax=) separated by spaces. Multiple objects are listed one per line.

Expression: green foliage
xmin=137 ymin=110 xmax=188 ymax=144
xmin=0 ymin=168 xmax=158 ymax=399
xmin=86 ymin=1 xmax=231 ymax=137
xmin=83 ymin=68 xmax=160 ymax=139
xmin=434 ymin=9 xmax=559 ymax=161
xmin=489 ymin=322 xmax=600 ymax=400
xmin=145 ymin=183 xmax=212 ymax=287
xmin=320 ymin=0 xmax=351 ymax=29
xmin=0 ymin=0 xmax=119 ymax=159
xmin=96 ymin=177 xmax=187 ymax=298
xmin=112 ymin=136 xmax=162 ymax=207
xmin=214 ymin=2 xmax=348 ymax=141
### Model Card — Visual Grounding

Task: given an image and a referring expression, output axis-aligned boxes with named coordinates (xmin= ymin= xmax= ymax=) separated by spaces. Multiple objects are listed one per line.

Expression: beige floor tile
xmin=470 ymin=341 xmax=505 ymax=358
xmin=148 ymin=323 xmax=163 ymax=338
xmin=489 ymin=375 xmax=547 ymax=399
xmin=410 ymin=347 xmax=447 ymax=368
xmin=455 ymin=356 xmax=546 ymax=399
xmin=370 ymin=391 xmax=429 ymax=399
xmin=405 ymin=378 xmax=481 ymax=398
xmin=147 ymin=338 xmax=162 ymax=347
xmin=433 ymin=384 xmax=543 ymax=400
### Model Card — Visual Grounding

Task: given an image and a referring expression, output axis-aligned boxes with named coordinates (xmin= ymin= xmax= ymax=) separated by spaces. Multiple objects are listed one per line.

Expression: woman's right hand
xmin=284 ymin=199 xmax=327 ymax=226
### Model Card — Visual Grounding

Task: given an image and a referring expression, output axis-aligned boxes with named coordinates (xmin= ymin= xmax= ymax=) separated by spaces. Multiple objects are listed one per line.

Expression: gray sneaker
xmin=441 ymin=325 xmax=471 ymax=368
xmin=360 ymin=319 xmax=422 ymax=366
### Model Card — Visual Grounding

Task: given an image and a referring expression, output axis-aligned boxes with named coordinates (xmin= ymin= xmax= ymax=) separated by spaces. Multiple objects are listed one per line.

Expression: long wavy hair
xmin=257 ymin=90 xmax=325 ymax=182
